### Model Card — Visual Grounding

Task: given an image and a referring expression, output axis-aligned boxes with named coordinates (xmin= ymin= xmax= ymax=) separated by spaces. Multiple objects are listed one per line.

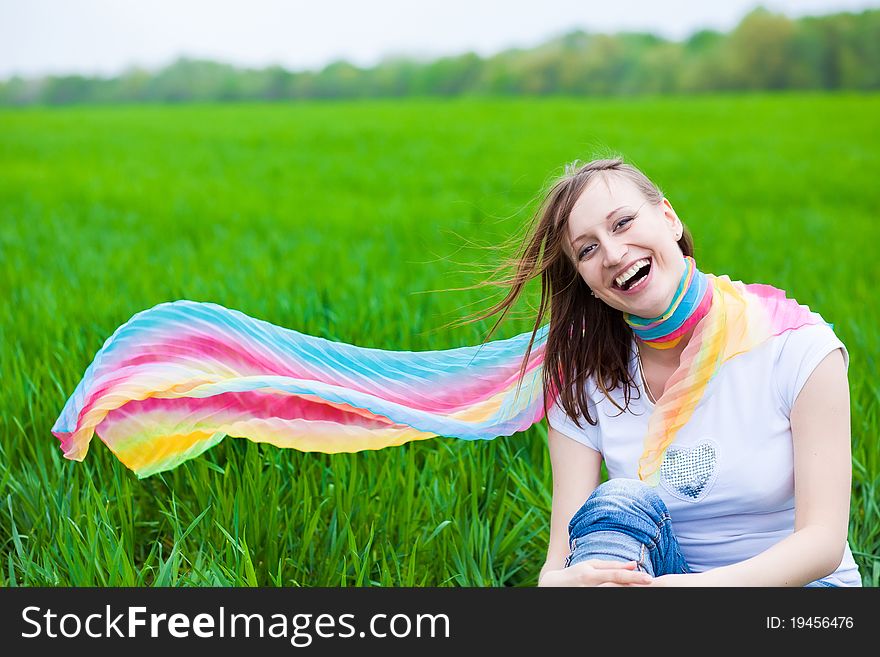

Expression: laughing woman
xmin=509 ymin=158 xmax=862 ymax=587
xmin=51 ymin=156 xmax=862 ymax=587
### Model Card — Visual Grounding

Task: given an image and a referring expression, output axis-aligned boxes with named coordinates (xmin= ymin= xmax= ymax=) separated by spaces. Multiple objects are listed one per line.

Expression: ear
xmin=661 ymin=198 xmax=682 ymax=235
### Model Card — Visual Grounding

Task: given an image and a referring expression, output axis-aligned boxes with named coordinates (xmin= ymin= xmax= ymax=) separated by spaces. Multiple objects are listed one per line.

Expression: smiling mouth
xmin=613 ymin=259 xmax=652 ymax=291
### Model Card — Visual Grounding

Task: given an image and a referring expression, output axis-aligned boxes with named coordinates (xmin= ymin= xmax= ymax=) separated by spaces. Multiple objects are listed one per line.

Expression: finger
xmin=587 ymin=559 xmax=639 ymax=570
xmin=618 ymin=582 xmax=654 ymax=587
xmin=611 ymin=569 xmax=653 ymax=585
xmin=592 ymin=568 xmax=652 ymax=585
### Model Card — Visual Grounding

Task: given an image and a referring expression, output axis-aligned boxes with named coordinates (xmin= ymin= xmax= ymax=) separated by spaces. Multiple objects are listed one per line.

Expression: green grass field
xmin=1 ymin=94 xmax=877 ymax=586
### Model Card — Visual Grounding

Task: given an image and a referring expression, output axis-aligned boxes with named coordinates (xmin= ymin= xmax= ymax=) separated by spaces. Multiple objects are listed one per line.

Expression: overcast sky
xmin=1 ymin=0 xmax=877 ymax=79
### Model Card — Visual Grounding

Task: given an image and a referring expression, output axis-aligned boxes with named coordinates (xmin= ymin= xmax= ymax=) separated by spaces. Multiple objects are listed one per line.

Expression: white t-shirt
xmin=546 ymin=321 xmax=862 ymax=586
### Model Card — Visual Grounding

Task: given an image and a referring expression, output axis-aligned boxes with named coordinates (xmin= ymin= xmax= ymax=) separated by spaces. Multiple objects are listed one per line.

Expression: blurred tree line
xmin=2 ymin=7 xmax=878 ymax=105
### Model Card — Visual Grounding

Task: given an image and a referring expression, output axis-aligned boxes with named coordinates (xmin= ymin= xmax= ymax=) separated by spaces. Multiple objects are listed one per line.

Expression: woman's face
xmin=566 ymin=173 xmax=686 ymax=319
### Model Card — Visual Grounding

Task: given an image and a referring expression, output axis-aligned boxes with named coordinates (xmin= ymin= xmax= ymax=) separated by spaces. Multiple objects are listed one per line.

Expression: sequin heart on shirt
xmin=659 ymin=440 xmax=718 ymax=502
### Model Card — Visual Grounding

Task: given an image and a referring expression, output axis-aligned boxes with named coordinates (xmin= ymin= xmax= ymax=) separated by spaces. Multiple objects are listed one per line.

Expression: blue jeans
xmin=564 ymin=478 xmax=839 ymax=587
xmin=565 ymin=478 xmax=690 ymax=576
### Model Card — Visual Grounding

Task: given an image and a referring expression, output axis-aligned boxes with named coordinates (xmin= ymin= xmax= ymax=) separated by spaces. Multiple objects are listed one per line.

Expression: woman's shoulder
xmin=769 ymin=321 xmax=849 ymax=414
xmin=772 ymin=321 xmax=848 ymax=369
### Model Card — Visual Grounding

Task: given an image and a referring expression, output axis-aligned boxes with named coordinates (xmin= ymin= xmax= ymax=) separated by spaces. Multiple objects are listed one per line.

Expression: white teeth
xmin=615 ymin=258 xmax=651 ymax=288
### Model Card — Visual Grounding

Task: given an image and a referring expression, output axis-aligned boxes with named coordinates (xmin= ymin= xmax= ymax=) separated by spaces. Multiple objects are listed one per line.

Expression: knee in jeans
xmin=592 ymin=478 xmax=661 ymax=504
xmin=570 ymin=478 xmax=667 ymax=527
xmin=568 ymin=478 xmax=669 ymax=532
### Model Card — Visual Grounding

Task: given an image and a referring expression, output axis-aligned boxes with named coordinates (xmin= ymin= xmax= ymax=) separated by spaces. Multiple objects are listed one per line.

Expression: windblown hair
xmin=437 ymin=157 xmax=695 ymax=430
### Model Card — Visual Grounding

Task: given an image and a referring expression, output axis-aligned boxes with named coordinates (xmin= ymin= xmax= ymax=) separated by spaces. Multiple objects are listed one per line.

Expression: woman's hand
xmin=611 ymin=572 xmax=707 ymax=587
xmin=538 ymin=559 xmax=653 ymax=587
xmin=640 ymin=573 xmax=693 ymax=586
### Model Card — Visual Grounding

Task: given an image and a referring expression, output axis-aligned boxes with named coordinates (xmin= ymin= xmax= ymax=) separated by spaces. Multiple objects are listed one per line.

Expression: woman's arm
xmin=538 ymin=425 xmax=652 ymax=586
xmin=651 ymin=347 xmax=853 ymax=587
xmin=539 ymin=425 xmax=603 ymax=583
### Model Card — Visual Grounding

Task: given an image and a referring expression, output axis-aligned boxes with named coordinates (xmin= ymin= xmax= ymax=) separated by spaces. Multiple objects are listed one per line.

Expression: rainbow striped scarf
xmin=52 ymin=268 xmax=827 ymax=480
xmin=630 ymin=267 xmax=829 ymax=483
xmin=623 ymin=255 xmax=711 ymax=351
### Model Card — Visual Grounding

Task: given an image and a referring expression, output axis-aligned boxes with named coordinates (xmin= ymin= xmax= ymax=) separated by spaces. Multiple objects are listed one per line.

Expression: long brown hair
xmin=434 ymin=157 xmax=695 ymax=430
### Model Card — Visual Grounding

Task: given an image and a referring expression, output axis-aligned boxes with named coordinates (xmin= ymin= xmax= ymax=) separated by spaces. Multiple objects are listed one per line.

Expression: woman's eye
xmin=578 ymin=216 xmax=634 ymax=260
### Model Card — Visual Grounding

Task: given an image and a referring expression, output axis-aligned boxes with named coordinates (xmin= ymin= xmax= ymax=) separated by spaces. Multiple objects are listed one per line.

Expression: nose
xmin=602 ymin=239 xmax=628 ymax=270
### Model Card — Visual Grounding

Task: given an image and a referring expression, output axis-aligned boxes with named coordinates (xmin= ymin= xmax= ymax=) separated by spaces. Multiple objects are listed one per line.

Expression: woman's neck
xmin=623 ymin=255 xmax=711 ymax=360
xmin=637 ymin=325 xmax=695 ymax=368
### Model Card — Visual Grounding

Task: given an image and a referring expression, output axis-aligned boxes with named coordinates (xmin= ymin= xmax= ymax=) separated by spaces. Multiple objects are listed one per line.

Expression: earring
xmin=590 ymin=289 xmax=596 ymax=297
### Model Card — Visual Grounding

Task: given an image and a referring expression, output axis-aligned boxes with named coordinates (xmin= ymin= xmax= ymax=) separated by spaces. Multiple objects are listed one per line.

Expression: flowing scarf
xmin=52 ymin=262 xmax=829 ymax=480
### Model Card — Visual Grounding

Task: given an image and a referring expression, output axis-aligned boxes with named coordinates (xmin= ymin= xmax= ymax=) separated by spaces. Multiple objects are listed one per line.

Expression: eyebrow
xmin=570 ymin=205 xmax=630 ymax=248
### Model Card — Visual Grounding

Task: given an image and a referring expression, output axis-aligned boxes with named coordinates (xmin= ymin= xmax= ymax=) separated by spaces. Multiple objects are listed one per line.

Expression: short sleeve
xmin=545 ymin=392 xmax=601 ymax=453
xmin=774 ymin=323 xmax=849 ymax=416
